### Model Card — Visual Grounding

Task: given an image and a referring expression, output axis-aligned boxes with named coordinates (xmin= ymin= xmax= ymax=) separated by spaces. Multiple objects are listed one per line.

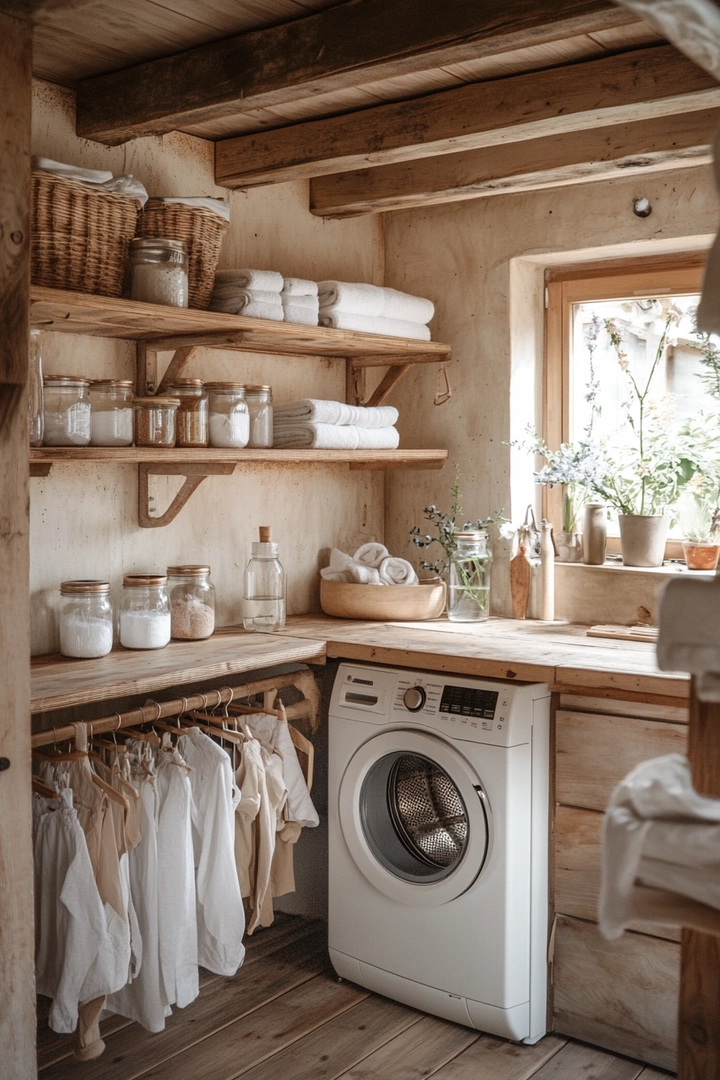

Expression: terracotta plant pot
xmin=682 ymin=541 xmax=720 ymax=571
xmin=618 ymin=514 xmax=670 ymax=567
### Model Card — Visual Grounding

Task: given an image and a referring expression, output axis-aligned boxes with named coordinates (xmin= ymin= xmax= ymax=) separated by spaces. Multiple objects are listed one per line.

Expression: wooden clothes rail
xmin=31 ymin=669 xmax=319 ymax=748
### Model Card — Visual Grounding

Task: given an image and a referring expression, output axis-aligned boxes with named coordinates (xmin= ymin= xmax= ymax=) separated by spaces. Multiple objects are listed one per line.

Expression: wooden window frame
xmin=544 ymin=253 xmax=706 ymax=560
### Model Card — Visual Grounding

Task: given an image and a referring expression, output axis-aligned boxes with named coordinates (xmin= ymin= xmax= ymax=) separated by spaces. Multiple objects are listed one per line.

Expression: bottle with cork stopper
xmin=243 ymin=525 xmax=286 ymax=633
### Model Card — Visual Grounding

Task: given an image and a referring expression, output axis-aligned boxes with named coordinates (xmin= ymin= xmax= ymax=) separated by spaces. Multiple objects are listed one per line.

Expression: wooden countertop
xmin=31 ymin=615 xmax=689 ymax=714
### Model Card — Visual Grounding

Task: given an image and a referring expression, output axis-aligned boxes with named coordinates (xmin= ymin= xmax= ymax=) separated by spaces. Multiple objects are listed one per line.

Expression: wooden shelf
xmin=30 ymin=446 xmax=447 ymax=468
xmin=30 ymin=627 xmax=327 ymax=714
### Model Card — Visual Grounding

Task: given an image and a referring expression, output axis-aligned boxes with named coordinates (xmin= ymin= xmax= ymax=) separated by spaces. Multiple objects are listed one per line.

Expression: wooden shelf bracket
xmin=138 ymin=461 xmax=236 ymax=528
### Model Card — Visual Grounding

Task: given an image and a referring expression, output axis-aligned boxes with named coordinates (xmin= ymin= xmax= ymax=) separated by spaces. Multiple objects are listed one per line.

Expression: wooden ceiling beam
xmin=612 ymin=0 xmax=720 ymax=81
xmin=74 ymin=0 xmax=639 ymax=145
xmin=309 ymin=107 xmax=719 ymax=217
xmin=215 ymin=44 xmax=720 ymax=189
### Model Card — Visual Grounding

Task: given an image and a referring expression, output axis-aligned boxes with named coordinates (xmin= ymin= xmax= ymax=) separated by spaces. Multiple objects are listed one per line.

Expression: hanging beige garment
xmin=252 ymin=745 xmax=288 ymax=931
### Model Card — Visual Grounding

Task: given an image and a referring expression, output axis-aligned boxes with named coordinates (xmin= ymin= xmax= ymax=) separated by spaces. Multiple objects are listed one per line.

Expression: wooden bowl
xmin=320 ymin=578 xmax=446 ymax=621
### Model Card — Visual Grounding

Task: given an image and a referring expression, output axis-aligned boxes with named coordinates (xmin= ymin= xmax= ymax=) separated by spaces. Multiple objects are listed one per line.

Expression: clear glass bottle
xmin=118 ymin=574 xmax=171 ymax=650
xmin=89 ymin=379 xmax=134 ymax=446
xmin=59 ymin=580 xmax=114 ymax=658
xmin=206 ymin=382 xmax=249 ymax=448
xmin=244 ymin=385 xmax=273 ymax=448
xmin=133 ymin=396 xmax=180 ymax=447
xmin=43 ymin=375 xmax=91 ymax=446
xmin=448 ymin=530 xmax=492 ymax=623
xmin=29 ymin=328 xmax=44 ymax=446
xmin=243 ymin=526 xmax=286 ymax=632
xmin=129 ymin=238 xmax=188 ymax=308
xmin=167 ymin=564 xmax=215 ymax=640
xmin=167 ymin=379 xmax=208 ymax=447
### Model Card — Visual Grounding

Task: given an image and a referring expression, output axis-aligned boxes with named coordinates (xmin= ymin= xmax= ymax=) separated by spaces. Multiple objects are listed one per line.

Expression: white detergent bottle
xmin=243 ymin=525 xmax=286 ymax=632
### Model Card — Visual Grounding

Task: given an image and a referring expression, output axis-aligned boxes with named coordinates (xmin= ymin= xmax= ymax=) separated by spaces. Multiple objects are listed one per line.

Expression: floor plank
xmin=529 ymin=1041 xmax=646 ymax=1079
xmin=334 ymin=1013 xmax=480 ymax=1079
xmin=427 ymin=1032 xmax=567 ymax=1080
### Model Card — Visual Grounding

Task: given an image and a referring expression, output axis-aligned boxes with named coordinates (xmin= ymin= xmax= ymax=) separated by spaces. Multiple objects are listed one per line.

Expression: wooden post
xmin=0 ymin=10 xmax=35 ymax=1080
xmin=678 ymin=680 xmax=720 ymax=1078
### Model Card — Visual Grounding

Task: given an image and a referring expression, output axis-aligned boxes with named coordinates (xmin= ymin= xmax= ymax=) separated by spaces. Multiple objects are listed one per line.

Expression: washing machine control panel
xmin=392 ymin=674 xmax=516 ymax=743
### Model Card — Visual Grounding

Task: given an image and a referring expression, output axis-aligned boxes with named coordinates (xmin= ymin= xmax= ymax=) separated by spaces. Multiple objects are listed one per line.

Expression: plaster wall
xmin=382 ymin=166 xmax=720 ymax=619
xmin=30 ymin=81 xmax=383 ymax=655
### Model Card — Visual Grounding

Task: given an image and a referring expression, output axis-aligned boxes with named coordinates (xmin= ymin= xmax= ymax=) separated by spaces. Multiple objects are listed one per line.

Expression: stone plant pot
xmin=618 ymin=514 xmax=670 ymax=567
xmin=682 ymin=541 xmax=720 ymax=571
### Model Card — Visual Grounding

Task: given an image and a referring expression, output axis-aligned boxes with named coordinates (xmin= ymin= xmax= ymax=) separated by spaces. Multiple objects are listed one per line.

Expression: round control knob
xmin=403 ymin=686 xmax=426 ymax=712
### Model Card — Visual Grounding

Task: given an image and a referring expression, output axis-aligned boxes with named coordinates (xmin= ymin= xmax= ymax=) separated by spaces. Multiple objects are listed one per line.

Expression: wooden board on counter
xmin=280 ymin=615 xmax=690 ymax=701
xmin=31 ymin=630 xmax=326 ymax=714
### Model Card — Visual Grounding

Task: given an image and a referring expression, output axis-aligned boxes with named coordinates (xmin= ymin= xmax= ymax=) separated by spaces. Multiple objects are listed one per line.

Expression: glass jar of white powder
xmin=89 ymin=380 xmax=134 ymax=446
xmin=167 ymin=565 xmax=215 ymax=640
xmin=244 ymin=385 xmax=273 ymax=448
xmin=129 ymin=238 xmax=188 ymax=308
xmin=206 ymin=382 xmax=249 ymax=448
xmin=43 ymin=376 xmax=91 ymax=446
xmin=59 ymin=580 xmax=114 ymax=658
xmin=119 ymin=574 xmax=171 ymax=650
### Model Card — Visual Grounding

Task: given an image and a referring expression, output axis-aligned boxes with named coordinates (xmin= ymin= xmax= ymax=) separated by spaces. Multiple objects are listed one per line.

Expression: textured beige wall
xmin=382 ymin=166 xmax=720 ymax=618
xmin=30 ymin=81 xmax=384 ymax=654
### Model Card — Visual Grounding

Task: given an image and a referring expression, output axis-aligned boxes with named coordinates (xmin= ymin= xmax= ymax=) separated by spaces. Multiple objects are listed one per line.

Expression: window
xmin=544 ymin=256 xmax=713 ymax=557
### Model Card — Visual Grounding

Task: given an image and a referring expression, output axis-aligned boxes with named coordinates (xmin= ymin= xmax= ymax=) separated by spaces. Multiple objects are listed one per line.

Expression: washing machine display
xmin=329 ymin=662 xmax=550 ymax=1045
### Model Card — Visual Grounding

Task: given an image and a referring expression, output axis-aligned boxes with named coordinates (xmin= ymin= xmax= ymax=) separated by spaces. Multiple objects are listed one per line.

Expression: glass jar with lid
xmin=166 ymin=379 xmax=209 ymax=447
xmin=447 ymin=530 xmax=492 ymax=623
xmin=118 ymin=574 xmax=171 ymax=650
xmin=244 ymin=385 xmax=273 ymax=448
xmin=59 ymin=580 xmax=114 ymax=658
xmin=129 ymin=238 xmax=188 ymax=308
xmin=167 ymin=565 xmax=215 ymax=640
xmin=243 ymin=526 xmax=286 ymax=632
xmin=89 ymin=379 xmax=134 ymax=446
xmin=134 ymin=397 xmax=180 ymax=447
xmin=206 ymin=382 xmax=249 ymax=448
xmin=43 ymin=375 xmax=91 ymax=446
xmin=29 ymin=328 xmax=44 ymax=447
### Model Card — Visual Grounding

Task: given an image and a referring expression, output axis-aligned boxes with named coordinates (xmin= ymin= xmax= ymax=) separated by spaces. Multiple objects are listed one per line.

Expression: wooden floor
xmin=37 ymin=915 xmax=673 ymax=1080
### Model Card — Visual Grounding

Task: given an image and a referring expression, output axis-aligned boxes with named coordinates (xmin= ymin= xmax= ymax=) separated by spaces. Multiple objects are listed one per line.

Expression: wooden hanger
xmin=32 ymin=775 xmax=59 ymax=799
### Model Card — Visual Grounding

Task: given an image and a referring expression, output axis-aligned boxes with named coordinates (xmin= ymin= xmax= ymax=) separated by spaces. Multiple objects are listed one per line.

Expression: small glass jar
xmin=448 ymin=530 xmax=492 ymax=623
xmin=243 ymin=527 xmax=286 ymax=632
xmin=206 ymin=382 xmax=249 ymax=448
xmin=29 ymin=328 xmax=44 ymax=447
xmin=245 ymin=385 xmax=273 ymax=448
xmin=134 ymin=397 xmax=180 ymax=447
xmin=59 ymin=580 xmax=113 ymax=658
xmin=129 ymin=238 xmax=188 ymax=308
xmin=119 ymin=574 xmax=171 ymax=650
xmin=89 ymin=379 xmax=134 ymax=446
xmin=167 ymin=565 xmax=215 ymax=640
xmin=43 ymin=375 xmax=91 ymax=446
xmin=167 ymin=379 xmax=208 ymax=447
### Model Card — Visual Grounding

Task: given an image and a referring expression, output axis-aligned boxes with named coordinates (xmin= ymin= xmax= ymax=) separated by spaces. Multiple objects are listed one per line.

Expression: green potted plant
xmin=677 ymin=482 xmax=720 ymax=569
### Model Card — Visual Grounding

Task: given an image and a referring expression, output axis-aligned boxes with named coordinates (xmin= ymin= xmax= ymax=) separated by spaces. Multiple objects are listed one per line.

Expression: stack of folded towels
xmin=321 ymin=543 xmax=418 ymax=585
xmin=210 ymin=269 xmax=284 ymax=320
xmin=317 ymin=281 xmax=435 ymax=341
xmin=281 ymin=278 xmax=319 ymax=326
xmin=273 ymin=398 xmax=399 ymax=450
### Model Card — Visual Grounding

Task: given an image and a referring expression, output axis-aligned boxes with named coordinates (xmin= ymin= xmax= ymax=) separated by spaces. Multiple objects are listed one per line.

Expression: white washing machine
xmin=328 ymin=661 xmax=550 ymax=1044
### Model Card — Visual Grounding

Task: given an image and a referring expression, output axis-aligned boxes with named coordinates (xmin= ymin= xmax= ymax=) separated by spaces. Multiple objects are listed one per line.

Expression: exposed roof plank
xmin=612 ymin=0 xmax=720 ymax=81
xmin=75 ymin=0 xmax=641 ymax=144
xmin=309 ymin=107 xmax=718 ymax=217
xmin=215 ymin=45 xmax=720 ymax=188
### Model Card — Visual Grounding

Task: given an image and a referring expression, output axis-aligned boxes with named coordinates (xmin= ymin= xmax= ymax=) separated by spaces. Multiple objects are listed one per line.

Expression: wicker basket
xmin=31 ymin=170 xmax=140 ymax=297
xmin=135 ymin=199 xmax=229 ymax=309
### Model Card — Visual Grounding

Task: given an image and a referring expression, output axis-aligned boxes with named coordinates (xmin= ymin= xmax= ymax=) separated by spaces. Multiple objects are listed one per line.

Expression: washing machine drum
xmin=338 ymin=729 xmax=490 ymax=906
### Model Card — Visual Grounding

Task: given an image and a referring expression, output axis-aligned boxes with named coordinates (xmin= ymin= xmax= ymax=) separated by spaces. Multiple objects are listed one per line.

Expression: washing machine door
xmin=338 ymin=728 xmax=490 ymax=906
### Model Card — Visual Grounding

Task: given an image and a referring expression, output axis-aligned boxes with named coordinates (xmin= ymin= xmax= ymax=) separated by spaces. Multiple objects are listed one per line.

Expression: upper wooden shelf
xmin=30 ymin=446 xmax=447 ymax=468
xmin=30 ymin=286 xmax=452 ymax=363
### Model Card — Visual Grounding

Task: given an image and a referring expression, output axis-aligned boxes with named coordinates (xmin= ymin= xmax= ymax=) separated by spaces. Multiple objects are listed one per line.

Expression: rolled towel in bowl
xmin=317 ymin=281 xmax=435 ymax=324
xmin=214 ymin=268 xmax=283 ymax=291
xmin=320 ymin=548 xmax=355 ymax=581
xmin=378 ymin=557 xmax=418 ymax=586
xmin=346 ymin=563 xmax=381 ymax=585
xmin=353 ymin=542 xmax=389 ymax=568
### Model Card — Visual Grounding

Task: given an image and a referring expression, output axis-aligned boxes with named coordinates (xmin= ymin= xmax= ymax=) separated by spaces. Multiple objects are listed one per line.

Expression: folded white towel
xmin=274 ymin=399 xmax=399 ymax=428
xmin=212 ymin=287 xmax=284 ymax=304
xmin=320 ymin=548 xmax=380 ymax=584
xmin=282 ymin=278 xmax=319 ymax=297
xmin=319 ymin=311 xmax=432 ymax=341
xmin=356 ymin=426 xmax=400 ymax=449
xmin=214 ymin=268 xmax=283 ymax=291
xmin=317 ymin=281 xmax=435 ymax=324
xmin=272 ymin=423 xmax=360 ymax=449
xmin=378 ymin=556 xmax=418 ymax=586
xmin=353 ymin=543 xmax=389 ymax=568
xmin=280 ymin=293 xmax=318 ymax=311
xmin=210 ymin=289 xmax=284 ymax=321
xmin=282 ymin=304 xmax=318 ymax=327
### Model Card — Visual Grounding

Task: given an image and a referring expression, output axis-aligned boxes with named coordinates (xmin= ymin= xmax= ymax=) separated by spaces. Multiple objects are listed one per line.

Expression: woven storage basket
xmin=31 ymin=170 xmax=140 ymax=297
xmin=135 ymin=200 xmax=229 ymax=309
